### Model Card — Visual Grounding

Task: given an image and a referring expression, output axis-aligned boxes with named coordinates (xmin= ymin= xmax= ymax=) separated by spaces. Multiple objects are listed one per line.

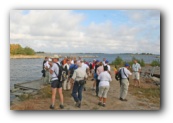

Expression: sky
xmin=10 ymin=10 xmax=160 ymax=54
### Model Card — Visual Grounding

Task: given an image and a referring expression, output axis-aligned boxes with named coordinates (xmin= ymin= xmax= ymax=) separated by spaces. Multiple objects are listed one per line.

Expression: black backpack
xmin=115 ymin=69 xmax=122 ymax=81
xmin=55 ymin=63 xmax=64 ymax=82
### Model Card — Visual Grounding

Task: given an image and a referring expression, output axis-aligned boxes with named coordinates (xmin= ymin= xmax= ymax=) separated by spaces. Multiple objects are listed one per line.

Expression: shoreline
xmin=10 ymin=55 xmax=44 ymax=59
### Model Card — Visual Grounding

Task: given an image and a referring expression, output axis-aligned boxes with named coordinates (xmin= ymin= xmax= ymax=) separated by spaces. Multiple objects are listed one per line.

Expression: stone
xmin=23 ymin=90 xmax=34 ymax=94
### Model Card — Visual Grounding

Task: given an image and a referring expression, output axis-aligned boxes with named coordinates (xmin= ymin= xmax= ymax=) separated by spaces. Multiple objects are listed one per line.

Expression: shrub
xmin=111 ymin=56 xmax=124 ymax=67
xmin=151 ymin=60 xmax=160 ymax=67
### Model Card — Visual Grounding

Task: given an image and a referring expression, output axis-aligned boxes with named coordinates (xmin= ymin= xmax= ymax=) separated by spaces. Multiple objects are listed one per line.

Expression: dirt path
xmin=11 ymin=68 xmax=160 ymax=110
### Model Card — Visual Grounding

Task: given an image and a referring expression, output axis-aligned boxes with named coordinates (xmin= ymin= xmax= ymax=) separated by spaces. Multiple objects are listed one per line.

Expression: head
xmin=103 ymin=58 xmax=106 ymax=61
xmin=80 ymin=59 xmax=84 ymax=63
xmin=125 ymin=63 xmax=130 ymax=68
xmin=77 ymin=60 xmax=82 ymax=67
xmin=74 ymin=60 xmax=77 ymax=64
xmin=52 ymin=55 xmax=59 ymax=63
xmin=133 ymin=60 xmax=137 ymax=64
xmin=99 ymin=62 xmax=103 ymax=66
xmin=67 ymin=59 xmax=71 ymax=64
xmin=105 ymin=60 xmax=109 ymax=64
xmin=45 ymin=57 xmax=48 ymax=61
xmin=96 ymin=60 xmax=100 ymax=65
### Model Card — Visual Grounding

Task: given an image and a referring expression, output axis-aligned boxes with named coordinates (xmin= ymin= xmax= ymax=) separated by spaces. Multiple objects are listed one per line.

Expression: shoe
xmin=59 ymin=104 xmax=64 ymax=109
xmin=102 ymin=103 xmax=106 ymax=107
xmin=98 ymin=102 xmax=102 ymax=106
xmin=75 ymin=101 xmax=81 ymax=108
xmin=119 ymin=97 xmax=123 ymax=100
xmin=50 ymin=105 xmax=54 ymax=109
xmin=120 ymin=98 xmax=128 ymax=101
xmin=83 ymin=88 xmax=86 ymax=91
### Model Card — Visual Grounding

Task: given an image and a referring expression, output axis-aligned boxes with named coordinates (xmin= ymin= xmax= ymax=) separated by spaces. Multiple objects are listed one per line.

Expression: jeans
xmin=72 ymin=81 xmax=84 ymax=102
xmin=96 ymin=79 xmax=100 ymax=96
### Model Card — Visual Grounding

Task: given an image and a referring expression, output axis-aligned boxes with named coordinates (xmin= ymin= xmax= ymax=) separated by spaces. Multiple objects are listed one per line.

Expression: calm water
xmin=10 ymin=53 xmax=159 ymax=88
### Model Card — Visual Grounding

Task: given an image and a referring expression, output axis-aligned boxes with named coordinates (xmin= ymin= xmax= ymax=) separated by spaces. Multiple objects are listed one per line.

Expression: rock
xmin=138 ymin=91 xmax=143 ymax=94
xmin=31 ymin=91 xmax=38 ymax=95
xmin=151 ymin=77 xmax=160 ymax=82
xmin=10 ymin=88 xmax=20 ymax=93
xmin=11 ymin=92 xmax=23 ymax=97
xmin=23 ymin=90 xmax=34 ymax=94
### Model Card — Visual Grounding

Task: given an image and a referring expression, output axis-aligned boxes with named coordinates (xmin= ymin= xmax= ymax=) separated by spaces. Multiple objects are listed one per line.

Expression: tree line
xmin=10 ymin=44 xmax=35 ymax=55
xmin=111 ymin=56 xmax=160 ymax=68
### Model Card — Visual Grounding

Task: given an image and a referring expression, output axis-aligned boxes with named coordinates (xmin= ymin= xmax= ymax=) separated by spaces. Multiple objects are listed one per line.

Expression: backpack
xmin=115 ymin=69 xmax=122 ymax=81
xmin=55 ymin=63 xmax=65 ymax=82
xmin=69 ymin=64 xmax=76 ymax=77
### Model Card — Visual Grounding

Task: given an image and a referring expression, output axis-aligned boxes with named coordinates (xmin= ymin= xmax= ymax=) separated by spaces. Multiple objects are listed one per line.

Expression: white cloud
xmin=10 ymin=10 xmax=160 ymax=54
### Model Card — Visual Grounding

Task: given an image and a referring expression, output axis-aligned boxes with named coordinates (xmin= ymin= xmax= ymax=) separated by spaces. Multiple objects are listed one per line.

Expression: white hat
xmin=48 ymin=58 xmax=52 ymax=62
xmin=52 ymin=55 xmax=59 ymax=59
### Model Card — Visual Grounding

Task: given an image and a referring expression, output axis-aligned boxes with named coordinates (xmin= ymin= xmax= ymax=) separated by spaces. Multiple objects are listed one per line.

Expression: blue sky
xmin=10 ymin=10 xmax=160 ymax=54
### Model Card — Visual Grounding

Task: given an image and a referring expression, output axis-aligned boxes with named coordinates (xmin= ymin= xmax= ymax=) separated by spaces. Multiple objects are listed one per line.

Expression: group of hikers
xmin=42 ymin=55 xmax=141 ymax=109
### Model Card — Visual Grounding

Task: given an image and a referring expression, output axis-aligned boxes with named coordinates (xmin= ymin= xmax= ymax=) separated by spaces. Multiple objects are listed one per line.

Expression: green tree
xmin=111 ymin=56 xmax=124 ymax=67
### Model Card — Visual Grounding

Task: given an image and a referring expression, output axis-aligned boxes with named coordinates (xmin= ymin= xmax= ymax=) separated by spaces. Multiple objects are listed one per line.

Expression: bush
xmin=151 ymin=60 xmax=160 ymax=67
xmin=111 ymin=56 xmax=124 ymax=67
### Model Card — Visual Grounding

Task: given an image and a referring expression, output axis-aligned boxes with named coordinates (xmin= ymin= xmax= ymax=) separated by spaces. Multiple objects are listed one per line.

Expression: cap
xmin=96 ymin=60 xmax=100 ymax=62
xmin=105 ymin=60 xmax=109 ymax=63
xmin=125 ymin=63 xmax=130 ymax=67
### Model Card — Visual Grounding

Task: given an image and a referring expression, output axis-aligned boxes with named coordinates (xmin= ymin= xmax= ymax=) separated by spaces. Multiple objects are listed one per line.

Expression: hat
xmin=125 ymin=63 xmax=130 ymax=67
xmin=48 ymin=58 xmax=52 ymax=62
xmin=105 ymin=60 xmax=109 ymax=63
xmin=52 ymin=55 xmax=59 ymax=59
xmin=96 ymin=60 xmax=100 ymax=62
xmin=93 ymin=59 xmax=96 ymax=61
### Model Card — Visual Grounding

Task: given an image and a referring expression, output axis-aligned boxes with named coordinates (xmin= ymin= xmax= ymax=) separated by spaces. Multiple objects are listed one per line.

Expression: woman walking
xmin=97 ymin=66 xmax=112 ymax=107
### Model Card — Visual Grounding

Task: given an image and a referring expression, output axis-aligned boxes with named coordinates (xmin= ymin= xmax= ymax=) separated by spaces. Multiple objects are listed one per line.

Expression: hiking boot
xmin=75 ymin=101 xmax=81 ymax=108
xmin=49 ymin=105 xmax=54 ymax=109
xmin=120 ymin=98 xmax=128 ymax=101
xmin=98 ymin=102 xmax=102 ymax=106
xmin=59 ymin=104 xmax=64 ymax=109
xmin=119 ymin=97 xmax=123 ymax=100
xmin=102 ymin=103 xmax=106 ymax=107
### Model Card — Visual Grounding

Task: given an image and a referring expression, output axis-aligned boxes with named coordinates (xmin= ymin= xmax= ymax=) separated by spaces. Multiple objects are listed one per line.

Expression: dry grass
xmin=129 ymin=84 xmax=160 ymax=105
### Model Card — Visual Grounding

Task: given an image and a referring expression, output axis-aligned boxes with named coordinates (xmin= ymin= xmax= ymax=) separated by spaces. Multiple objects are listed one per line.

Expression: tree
xmin=10 ymin=44 xmax=35 ymax=55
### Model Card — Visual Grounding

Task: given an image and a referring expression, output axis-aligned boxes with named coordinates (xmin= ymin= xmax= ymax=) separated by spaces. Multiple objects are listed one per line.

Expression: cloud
xmin=10 ymin=10 xmax=160 ymax=54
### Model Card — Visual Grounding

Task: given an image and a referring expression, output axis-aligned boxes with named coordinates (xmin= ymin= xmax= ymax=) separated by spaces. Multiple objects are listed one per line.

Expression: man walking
xmin=119 ymin=63 xmax=132 ymax=101
xmin=49 ymin=55 xmax=64 ymax=109
xmin=70 ymin=61 xmax=87 ymax=108
xmin=132 ymin=59 xmax=141 ymax=87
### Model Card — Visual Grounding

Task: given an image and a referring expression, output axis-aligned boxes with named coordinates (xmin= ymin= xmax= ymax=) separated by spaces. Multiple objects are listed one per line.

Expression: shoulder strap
xmin=123 ymin=68 xmax=128 ymax=78
xmin=54 ymin=63 xmax=60 ymax=78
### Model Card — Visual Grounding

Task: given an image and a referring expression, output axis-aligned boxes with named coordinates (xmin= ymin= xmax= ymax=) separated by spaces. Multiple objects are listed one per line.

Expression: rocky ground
xmin=10 ymin=66 xmax=160 ymax=110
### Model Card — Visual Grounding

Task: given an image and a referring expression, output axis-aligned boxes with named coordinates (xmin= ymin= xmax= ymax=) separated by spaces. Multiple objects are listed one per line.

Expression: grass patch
xmin=38 ymin=86 xmax=52 ymax=98
xmin=18 ymin=94 xmax=32 ymax=101
xmin=129 ymin=86 xmax=160 ymax=104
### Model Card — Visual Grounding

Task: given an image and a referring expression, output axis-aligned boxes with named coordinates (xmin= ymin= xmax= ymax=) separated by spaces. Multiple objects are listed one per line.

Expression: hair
xmin=104 ymin=66 xmax=108 ymax=71
xmin=99 ymin=62 xmax=103 ymax=66
xmin=74 ymin=60 xmax=77 ymax=64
